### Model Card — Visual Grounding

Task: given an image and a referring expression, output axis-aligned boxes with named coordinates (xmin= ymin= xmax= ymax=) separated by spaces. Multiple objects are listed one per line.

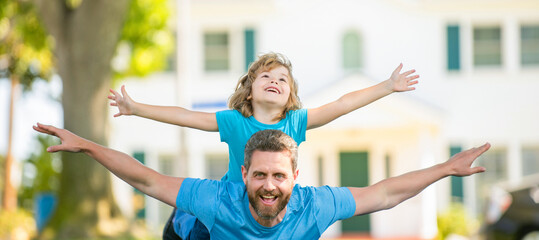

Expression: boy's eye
xmin=261 ymin=74 xmax=269 ymax=78
xmin=279 ymin=78 xmax=287 ymax=82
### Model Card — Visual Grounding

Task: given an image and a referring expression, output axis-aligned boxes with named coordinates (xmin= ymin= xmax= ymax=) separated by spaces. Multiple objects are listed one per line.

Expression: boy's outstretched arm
xmin=307 ymin=63 xmax=419 ymax=129
xmin=109 ymin=85 xmax=218 ymax=132
xmin=33 ymin=123 xmax=183 ymax=207
xmin=348 ymin=143 xmax=490 ymax=216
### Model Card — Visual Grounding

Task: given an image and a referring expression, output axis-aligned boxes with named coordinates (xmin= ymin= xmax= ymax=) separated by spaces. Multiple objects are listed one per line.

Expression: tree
xmin=0 ymin=0 xmax=54 ymax=213
xmin=28 ymin=0 xmax=173 ymax=238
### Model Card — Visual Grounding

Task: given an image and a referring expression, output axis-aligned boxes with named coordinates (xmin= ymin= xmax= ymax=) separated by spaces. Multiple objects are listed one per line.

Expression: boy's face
xmin=242 ymin=150 xmax=298 ymax=222
xmin=250 ymin=66 xmax=291 ymax=109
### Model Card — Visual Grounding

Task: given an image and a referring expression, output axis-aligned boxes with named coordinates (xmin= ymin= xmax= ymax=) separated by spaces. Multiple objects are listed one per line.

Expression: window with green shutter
xmin=447 ymin=25 xmax=461 ymax=71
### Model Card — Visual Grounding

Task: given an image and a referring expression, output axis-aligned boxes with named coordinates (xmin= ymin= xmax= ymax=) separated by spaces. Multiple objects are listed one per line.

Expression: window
xmin=473 ymin=26 xmax=502 ymax=66
xmin=447 ymin=25 xmax=461 ymax=71
xmin=450 ymin=146 xmax=464 ymax=202
xmin=522 ymin=146 xmax=539 ymax=176
xmin=244 ymin=29 xmax=256 ymax=71
xmin=206 ymin=154 xmax=228 ymax=180
xmin=521 ymin=25 xmax=539 ymax=66
xmin=384 ymin=154 xmax=392 ymax=179
xmin=204 ymin=32 xmax=229 ymax=71
xmin=342 ymin=31 xmax=363 ymax=70
xmin=475 ymin=147 xmax=507 ymax=212
xmin=132 ymin=151 xmax=146 ymax=219
xmin=159 ymin=155 xmax=175 ymax=176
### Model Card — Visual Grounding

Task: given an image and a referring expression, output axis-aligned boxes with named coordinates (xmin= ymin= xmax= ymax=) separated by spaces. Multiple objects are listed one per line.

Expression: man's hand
xmin=32 ymin=123 xmax=86 ymax=153
xmin=446 ymin=143 xmax=491 ymax=176
xmin=108 ymin=85 xmax=136 ymax=117
xmin=387 ymin=63 xmax=419 ymax=92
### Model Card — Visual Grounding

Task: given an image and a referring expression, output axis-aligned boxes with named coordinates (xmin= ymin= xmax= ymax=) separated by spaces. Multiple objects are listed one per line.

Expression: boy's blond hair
xmin=228 ymin=53 xmax=302 ymax=119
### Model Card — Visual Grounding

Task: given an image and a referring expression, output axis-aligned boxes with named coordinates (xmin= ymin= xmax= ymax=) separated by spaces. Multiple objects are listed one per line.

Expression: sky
xmin=0 ymin=77 xmax=63 ymax=162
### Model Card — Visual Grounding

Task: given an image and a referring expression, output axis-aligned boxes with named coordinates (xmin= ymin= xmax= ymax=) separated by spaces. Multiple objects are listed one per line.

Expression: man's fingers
xmin=33 ymin=123 xmax=53 ymax=134
xmin=474 ymin=143 xmax=491 ymax=156
xmin=47 ymin=145 xmax=62 ymax=153
xmin=471 ymin=166 xmax=486 ymax=174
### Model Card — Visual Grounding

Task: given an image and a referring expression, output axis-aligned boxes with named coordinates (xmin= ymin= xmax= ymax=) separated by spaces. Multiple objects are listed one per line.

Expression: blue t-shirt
xmin=216 ymin=109 xmax=308 ymax=182
xmin=177 ymin=178 xmax=356 ymax=239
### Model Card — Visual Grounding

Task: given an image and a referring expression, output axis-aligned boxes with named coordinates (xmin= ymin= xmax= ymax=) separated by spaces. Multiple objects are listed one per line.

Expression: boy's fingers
xmin=121 ymin=85 xmax=128 ymax=96
xmin=394 ymin=63 xmax=403 ymax=73
xmin=402 ymin=69 xmax=416 ymax=76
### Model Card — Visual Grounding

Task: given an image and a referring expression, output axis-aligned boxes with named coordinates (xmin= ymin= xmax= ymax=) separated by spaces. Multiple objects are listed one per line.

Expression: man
xmin=33 ymin=123 xmax=490 ymax=239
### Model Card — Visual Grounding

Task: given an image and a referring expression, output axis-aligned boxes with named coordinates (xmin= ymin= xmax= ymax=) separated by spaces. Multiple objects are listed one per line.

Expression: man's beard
xmin=247 ymin=185 xmax=291 ymax=220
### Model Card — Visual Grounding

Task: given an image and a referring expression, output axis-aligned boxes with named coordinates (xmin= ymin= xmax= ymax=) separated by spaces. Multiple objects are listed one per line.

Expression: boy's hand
xmin=108 ymin=85 xmax=135 ymax=117
xmin=32 ymin=123 xmax=85 ymax=153
xmin=388 ymin=63 xmax=419 ymax=92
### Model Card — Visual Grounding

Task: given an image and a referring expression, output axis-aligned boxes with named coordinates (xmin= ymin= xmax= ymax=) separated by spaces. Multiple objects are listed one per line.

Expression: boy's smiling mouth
xmin=265 ymin=86 xmax=281 ymax=94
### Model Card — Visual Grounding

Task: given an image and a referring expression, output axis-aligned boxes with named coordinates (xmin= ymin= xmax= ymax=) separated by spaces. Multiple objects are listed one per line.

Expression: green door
xmin=340 ymin=151 xmax=370 ymax=233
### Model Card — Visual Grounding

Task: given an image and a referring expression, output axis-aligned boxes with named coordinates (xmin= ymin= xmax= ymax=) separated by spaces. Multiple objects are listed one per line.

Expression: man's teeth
xmin=262 ymin=195 xmax=276 ymax=199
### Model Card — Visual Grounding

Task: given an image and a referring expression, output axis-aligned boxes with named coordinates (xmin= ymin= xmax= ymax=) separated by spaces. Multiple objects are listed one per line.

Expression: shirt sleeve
xmin=287 ymin=109 xmax=308 ymax=144
xmin=216 ymin=110 xmax=240 ymax=143
xmin=315 ymin=186 xmax=356 ymax=231
xmin=176 ymin=178 xmax=222 ymax=230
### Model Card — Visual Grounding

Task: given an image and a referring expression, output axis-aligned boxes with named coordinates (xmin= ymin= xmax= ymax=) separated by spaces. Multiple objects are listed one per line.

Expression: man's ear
xmin=242 ymin=165 xmax=248 ymax=185
xmin=293 ymin=169 xmax=299 ymax=181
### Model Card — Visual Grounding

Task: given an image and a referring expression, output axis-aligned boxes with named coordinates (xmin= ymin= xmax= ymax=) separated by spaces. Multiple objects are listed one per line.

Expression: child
xmin=108 ymin=52 xmax=419 ymax=239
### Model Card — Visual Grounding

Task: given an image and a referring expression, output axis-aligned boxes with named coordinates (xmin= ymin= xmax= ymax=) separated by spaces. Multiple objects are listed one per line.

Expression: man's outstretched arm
xmin=33 ymin=123 xmax=183 ymax=207
xmin=348 ymin=143 xmax=490 ymax=216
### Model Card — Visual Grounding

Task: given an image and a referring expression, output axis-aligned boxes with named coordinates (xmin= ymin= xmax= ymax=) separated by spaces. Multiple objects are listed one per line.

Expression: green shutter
xmin=340 ymin=152 xmax=370 ymax=233
xmin=450 ymin=146 xmax=464 ymax=202
xmin=132 ymin=151 xmax=146 ymax=219
xmin=244 ymin=29 xmax=256 ymax=71
xmin=447 ymin=25 xmax=461 ymax=71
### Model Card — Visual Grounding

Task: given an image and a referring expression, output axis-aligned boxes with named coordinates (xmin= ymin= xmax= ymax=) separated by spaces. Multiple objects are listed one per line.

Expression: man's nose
xmin=263 ymin=178 xmax=277 ymax=191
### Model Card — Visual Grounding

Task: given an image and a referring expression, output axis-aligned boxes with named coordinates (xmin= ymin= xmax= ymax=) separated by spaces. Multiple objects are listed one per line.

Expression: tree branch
xmin=31 ymin=0 xmax=66 ymax=47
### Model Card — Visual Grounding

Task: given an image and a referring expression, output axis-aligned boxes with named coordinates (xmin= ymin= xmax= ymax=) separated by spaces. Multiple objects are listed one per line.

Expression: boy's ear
xmin=246 ymin=95 xmax=252 ymax=100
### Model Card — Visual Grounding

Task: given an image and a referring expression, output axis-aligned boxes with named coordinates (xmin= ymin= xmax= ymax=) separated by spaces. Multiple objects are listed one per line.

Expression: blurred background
xmin=1 ymin=0 xmax=539 ymax=239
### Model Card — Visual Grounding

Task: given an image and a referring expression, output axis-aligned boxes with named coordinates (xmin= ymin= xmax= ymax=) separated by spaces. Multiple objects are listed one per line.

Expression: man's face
xmin=242 ymin=150 xmax=298 ymax=221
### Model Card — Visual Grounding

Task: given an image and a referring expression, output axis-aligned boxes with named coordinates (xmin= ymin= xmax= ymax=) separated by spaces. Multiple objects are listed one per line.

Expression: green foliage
xmin=0 ymin=0 xmax=54 ymax=90
xmin=18 ymin=135 xmax=61 ymax=210
xmin=0 ymin=209 xmax=36 ymax=239
xmin=113 ymin=0 xmax=175 ymax=79
xmin=436 ymin=203 xmax=479 ymax=240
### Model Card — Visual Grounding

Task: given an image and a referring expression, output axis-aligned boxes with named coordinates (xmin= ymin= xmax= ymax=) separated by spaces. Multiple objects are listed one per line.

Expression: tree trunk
xmin=2 ymin=76 xmax=18 ymax=212
xmin=32 ymin=0 xmax=130 ymax=238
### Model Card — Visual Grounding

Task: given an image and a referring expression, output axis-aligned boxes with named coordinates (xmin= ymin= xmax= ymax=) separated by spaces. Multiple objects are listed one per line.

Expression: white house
xmin=110 ymin=0 xmax=539 ymax=238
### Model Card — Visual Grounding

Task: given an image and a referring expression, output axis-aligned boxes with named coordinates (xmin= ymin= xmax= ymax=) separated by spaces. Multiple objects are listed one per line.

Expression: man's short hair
xmin=244 ymin=130 xmax=298 ymax=171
